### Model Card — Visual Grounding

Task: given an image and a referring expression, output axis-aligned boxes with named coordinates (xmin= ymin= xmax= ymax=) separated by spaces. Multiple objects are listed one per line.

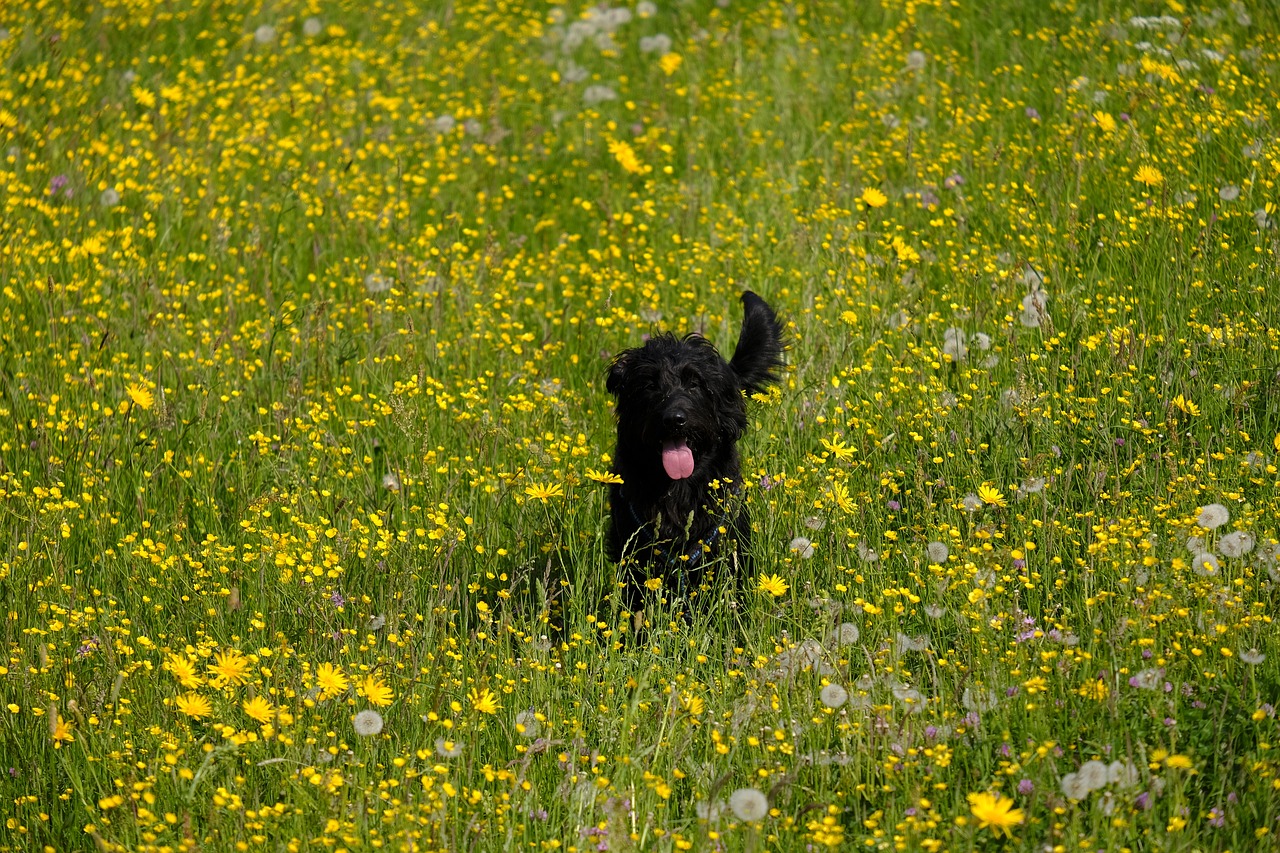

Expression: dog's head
xmin=607 ymin=292 xmax=784 ymax=482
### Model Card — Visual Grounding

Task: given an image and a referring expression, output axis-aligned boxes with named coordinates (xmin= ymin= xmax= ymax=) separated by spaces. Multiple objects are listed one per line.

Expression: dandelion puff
xmin=1192 ymin=552 xmax=1221 ymax=577
xmin=819 ymin=683 xmax=848 ymax=708
xmin=895 ymin=633 xmax=929 ymax=654
xmin=1130 ymin=667 xmax=1163 ymax=690
xmin=432 ymin=114 xmax=457 ymax=134
xmin=365 ymin=273 xmax=391 ymax=293
xmin=892 ymin=684 xmax=924 ymax=712
xmin=962 ymin=493 xmax=983 ymax=513
xmin=728 ymin=787 xmax=769 ymax=821
xmin=696 ymin=799 xmax=726 ymax=821
xmin=435 ymin=737 xmax=463 ymax=758
xmin=1239 ymin=648 xmax=1265 ymax=665
xmin=962 ymin=687 xmax=998 ymax=713
xmin=352 ymin=709 xmax=383 ymax=737
xmin=827 ymin=622 xmax=860 ymax=646
xmin=254 ymin=24 xmax=277 ymax=44
xmin=382 ymin=472 xmax=400 ymax=491
xmin=302 ymin=17 xmax=323 ymax=37
xmin=639 ymin=34 xmax=671 ymax=54
xmin=1219 ymin=185 xmax=1241 ymax=201
xmin=927 ymin=541 xmax=949 ymax=564
xmin=100 ymin=187 xmax=121 ymax=208
xmin=789 ymin=536 xmax=814 ymax=559
xmin=905 ymin=50 xmax=927 ymax=70
xmin=1218 ymin=530 xmax=1255 ymax=558
xmin=515 ymin=709 xmax=541 ymax=738
xmin=1196 ymin=503 xmax=1230 ymax=530
xmin=636 ymin=1 xmax=658 ymax=18
xmin=1079 ymin=760 xmax=1109 ymax=792
xmin=924 ymin=604 xmax=946 ymax=619
xmin=583 ymin=84 xmax=617 ymax=105
xmin=1060 ymin=772 xmax=1090 ymax=800
xmin=855 ymin=540 xmax=878 ymax=563
xmin=1108 ymin=760 xmax=1140 ymax=788
xmin=1185 ymin=535 xmax=1206 ymax=554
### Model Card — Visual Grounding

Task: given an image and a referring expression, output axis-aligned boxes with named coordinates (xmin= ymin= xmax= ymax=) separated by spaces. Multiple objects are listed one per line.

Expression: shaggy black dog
xmin=606 ymin=292 xmax=784 ymax=613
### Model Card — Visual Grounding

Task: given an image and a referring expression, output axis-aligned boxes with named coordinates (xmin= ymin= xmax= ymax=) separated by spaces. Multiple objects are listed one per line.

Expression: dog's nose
xmin=664 ymin=410 xmax=687 ymax=431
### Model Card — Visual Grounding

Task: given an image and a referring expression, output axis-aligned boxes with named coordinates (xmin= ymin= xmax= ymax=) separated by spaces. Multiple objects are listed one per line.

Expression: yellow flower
xmin=315 ymin=663 xmax=350 ymax=700
xmin=51 ymin=715 xmax=75 ymax=747
xmin=757 ymin=573 xmax=789 ymax=597
xmin=967 ymin=791 xmax=1024 ymax=838
xmin=643 ymin=577 xmax=663 ymax=591
xmin=1077 ymin=679 xmax=1109 ymax=701
xmin=586 ymin=468 xmax=624 ymax=484
xmin=608 ymin=139 xmax=645 ymax=175
xmin=820 ymin=437 xmax=855 ymax=460
xmin=208 ymin=649 xmax=251 ymax=687
xmin=977 ymin=484 xmax=1007 ymax=508
xmin=1164 ymin=753 xmax=1194 ymax=770
xmin=468 ymin=687 xmax=500 ymax=715
xmin=524 ymin=482 xmax=564 ymax=502
xmin=242 ymin=695 xmax=275 ymax=724
xmin=1274 ymin=432 xmax=1280 ymax=453
xmin=1133 ymin=164 xmax=1164 ymax=187
xmin=659 ymin=53 xmax=682 ymax=75
xmin=165 ymin=654 xmax=203 ymax=689
xmin=359 ymin=675 xmax=394 ymax=707
xmin=1094 ymin=111 xmax=1117 ymax=133
xmin=1171 ymin=394 xmax=1200 ymax=416
xmin=860 ymin=186 xmax=888 ymax=208
xmin=126 ymin=382 xmax=155 ymax=411
xmin=175 ymin=692 xmax=213 ymax=720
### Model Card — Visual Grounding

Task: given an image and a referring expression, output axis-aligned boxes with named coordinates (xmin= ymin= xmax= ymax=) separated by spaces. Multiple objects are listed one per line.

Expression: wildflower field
xmin=3 ymin=0 xmax=1280 ymax=849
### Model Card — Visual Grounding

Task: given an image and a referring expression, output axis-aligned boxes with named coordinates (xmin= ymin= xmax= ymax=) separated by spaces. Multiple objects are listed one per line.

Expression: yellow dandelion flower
xmin=757 ymin=573 xmax=789 ymax=597
xmin=315 ymin=663 xmax=350 ymax=700
xmin=1170 ymin=394 xmax=1200 ymax=416
xmin=977 ymin=484 xmax=1007 ymax=508
xmin=126 ymin=382 xmax=155 ymax=411
xmin=468 ymin=687 xmax=500 ymax=715
xmin=175 ymin=692 xmax=213 ymax=720
xmin=51 ymin=715 xmax=75 ymax=747
xmin=659 ymin=53 xmax=682 ymax=75
xmin=242 ymin=695 xmax=275 ymax=725
xmin=585 ymin=468 xmax=624 ymax=484
xmin=1164 ymin=754 xmax=1194 ymax=770
xmin=1094 ymin=111 xmax=1117 ymax=133
xmin=524 ymin=482 xmax=564 ymax=502
xmin=359 ymin=674 xmax=394 ymax=708
xmin=165 ymin=654 xmax=203 ymax=689
xmin=1133 ymin=165 xmax=1164 ymax=187
xmin=208 ymin=649 xmax=251 ymax=687
xmin=608 ymin=139 xmax=645 ymax=175
xmin=968 ymin=791 xmax=1024 ymax=837
xmin=860 ymin=186 xmax=888 ymax=208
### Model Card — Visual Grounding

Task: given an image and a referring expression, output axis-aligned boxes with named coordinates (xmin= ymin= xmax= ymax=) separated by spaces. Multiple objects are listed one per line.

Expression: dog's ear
xmin=729 ymin=291 xmax=785 ymax=396
xmin=606 ymin=351 xmax=632 ymax=396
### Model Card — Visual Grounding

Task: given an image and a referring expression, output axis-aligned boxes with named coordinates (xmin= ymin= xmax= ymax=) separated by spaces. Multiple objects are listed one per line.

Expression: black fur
xmin=606 ymin=292 xmax=784 ymax=613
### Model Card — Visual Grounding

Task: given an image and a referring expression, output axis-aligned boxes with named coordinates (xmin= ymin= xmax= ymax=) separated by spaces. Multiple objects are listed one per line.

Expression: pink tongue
xmin=661 ymin=439 xmax=695 ymax=480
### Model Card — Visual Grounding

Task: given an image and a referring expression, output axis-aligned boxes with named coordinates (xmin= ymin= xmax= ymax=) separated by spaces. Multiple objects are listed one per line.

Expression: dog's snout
xmin=663 ymin=409 xmax=688 ymax=431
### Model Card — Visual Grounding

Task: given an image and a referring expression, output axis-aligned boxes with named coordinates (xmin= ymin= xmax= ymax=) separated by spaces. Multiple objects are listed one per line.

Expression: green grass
xmin=2 ymin=0 xmax=1280 ymax=850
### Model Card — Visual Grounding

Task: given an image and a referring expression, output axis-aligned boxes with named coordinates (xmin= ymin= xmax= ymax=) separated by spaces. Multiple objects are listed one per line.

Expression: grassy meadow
xmin=3 ymin=0 xmax=1280 ymax=849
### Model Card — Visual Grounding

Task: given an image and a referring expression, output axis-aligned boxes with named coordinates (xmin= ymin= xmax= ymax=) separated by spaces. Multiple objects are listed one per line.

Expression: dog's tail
xmin=729 ymin=291 xmax=785 ymax=396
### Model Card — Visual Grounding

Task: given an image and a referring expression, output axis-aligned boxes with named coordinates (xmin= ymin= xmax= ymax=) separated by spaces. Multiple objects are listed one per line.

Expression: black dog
xmin=605 ymin=292 xmax=784 ymax=614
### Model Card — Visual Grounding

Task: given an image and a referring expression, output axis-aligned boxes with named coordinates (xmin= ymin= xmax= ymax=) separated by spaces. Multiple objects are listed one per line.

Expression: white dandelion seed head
xmin=636 ymin=1 xmax=658 ymax=18
xmin=367 ymin=614 xmax=386 ymax=630
xmin=432 ymin=114 xmax=457 ymax=134
xmin=828 ymin=622 xmax=860 ymax=646
xmin=893 ymin=685 xmax=924 ymax=712
xmin=639 ymin=33 xmax=672 ymax=54
xmin=1218 ymin=530 xmax=1255 ymax=558
xmin=1060 ymin=771 xmax=1090 ymax=800
xmin=804 ymin=516 xmax=826 ymax=530
xmin=515 ymin=709 xmax=541 ymax=738
xmin=962 ymin=687 xmax=998 ymax=713
xmin=435 ymin=737 xmax=463 ymax=758
xmin=728 ymin=787 xmax=769 ymax=822
xmin=1186 ymin=535 xmax=1206 ymax=554
xmin=1239 ymin=647 xmax=1265 ymax=665
xmin=583 ymin=84 xmax=618 ymax=105
xmin=895 ymin=632 xmax=929 ymax=654
xmin=302 ymin=17 xmax=323 ymax=37
xmin=1219 ymin=184 xmax=1241 ymax=201
xmin=971 ymin=331 xmax=991 ymax=351
xmin=352 ymin=709 xmax=384 ymax=736
xmin=695 ymin=799 xmax=726 ymax=821
xmin=382 ymin=472 xmax=400 ymax=491
xmin=924 ymin=604 xmax=946 ymax=619
xmin=1192 ymin=552 xmax=1221 ymax=577
xmin=364 ymin=272 xmax=391 ymax=293
xmin=927 ymin=541 xmax=949 ymax=564
xmin=1079 ymin=760 xmax=1109 ymax=792
xmin=819 ymin=683 xmax=848 ymax=709
xmin=905 ymin=49 xmax=927 ymax=70
xmin=254 ymin=24 xmax=277 ymax=44
xmin=1131 ymin=667 xmax=1163 ymax=690
xmin=1108 ymin=760 xmax=1140 ymax=788
xmin=962 ymin=493 xmax=983 ymax=513
xmin=789 ymin=536 xmax=815 ymax=559
xmin=1196 ymin=503 xmax=1230 ymax=530
xmin=100 ymin=187 xmax=121 ymax=208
